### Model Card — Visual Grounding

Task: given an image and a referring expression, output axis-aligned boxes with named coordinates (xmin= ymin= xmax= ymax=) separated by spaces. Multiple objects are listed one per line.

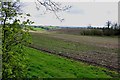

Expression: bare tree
xmin=34 ymin=0 xmax=71 ymax=22
xmin=113 ymin=23 xmax=118 ymax=29
xmin=106 ymin=21 xmax=111 ymax=29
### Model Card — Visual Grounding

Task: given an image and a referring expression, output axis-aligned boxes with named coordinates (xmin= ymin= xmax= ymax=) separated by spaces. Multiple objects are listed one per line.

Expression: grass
xmin=32 ymin=28 xmax=45 ymax=31
xmin=25 ymin=47 xmax=118 ymax=78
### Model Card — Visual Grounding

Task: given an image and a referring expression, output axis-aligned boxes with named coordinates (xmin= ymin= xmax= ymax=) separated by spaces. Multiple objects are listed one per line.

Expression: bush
xmin=80 ymin=29 xmax=103 ymax=36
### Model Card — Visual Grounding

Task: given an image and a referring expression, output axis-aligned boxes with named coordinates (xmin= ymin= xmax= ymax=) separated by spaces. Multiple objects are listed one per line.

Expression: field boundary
xmin=28 ymin=44 xmax=119 ymax=72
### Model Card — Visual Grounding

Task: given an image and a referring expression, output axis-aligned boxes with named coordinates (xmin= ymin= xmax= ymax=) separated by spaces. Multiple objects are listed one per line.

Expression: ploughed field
xmin=30 ymin=30 xmax=119 ymax=71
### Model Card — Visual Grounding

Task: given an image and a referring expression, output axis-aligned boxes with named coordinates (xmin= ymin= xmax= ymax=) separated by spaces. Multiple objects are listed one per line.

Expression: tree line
xmin=83 ymin=21 xmax=120 ymax=36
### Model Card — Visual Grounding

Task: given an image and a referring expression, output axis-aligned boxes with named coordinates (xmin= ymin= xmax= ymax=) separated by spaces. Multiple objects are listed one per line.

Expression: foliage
xmin=0 ymin=0 xmax=71 ymax=78
xmin=86 ymin=24 xmax=120 ymax=36
xmin=81 ymin=29 xmax=103 ymax=36
xmin=0 ymin=2 xmax=32 ymax=78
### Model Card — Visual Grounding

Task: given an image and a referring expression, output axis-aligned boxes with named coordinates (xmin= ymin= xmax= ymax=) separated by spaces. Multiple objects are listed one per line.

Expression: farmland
xmin=30 ymin=29 xmax=119 ymax=71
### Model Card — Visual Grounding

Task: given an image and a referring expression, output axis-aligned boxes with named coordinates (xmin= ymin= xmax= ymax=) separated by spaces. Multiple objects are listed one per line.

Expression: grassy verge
xmin=25 ymin=47 xmax=118 ymax=78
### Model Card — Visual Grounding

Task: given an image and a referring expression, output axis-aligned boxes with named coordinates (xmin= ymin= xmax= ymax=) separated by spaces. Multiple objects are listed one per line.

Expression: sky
xmin=20 ymin=0 xmax=119 ymax=27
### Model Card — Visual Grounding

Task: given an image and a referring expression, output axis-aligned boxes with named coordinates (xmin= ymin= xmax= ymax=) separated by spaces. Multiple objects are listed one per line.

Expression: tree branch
xmin=35 ymin=0 xmax=71 ymax=22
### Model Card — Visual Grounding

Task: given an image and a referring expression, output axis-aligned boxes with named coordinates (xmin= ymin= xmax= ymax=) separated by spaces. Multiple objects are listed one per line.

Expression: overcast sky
xmin=20 ymin=0 xmax=119 ymax=27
